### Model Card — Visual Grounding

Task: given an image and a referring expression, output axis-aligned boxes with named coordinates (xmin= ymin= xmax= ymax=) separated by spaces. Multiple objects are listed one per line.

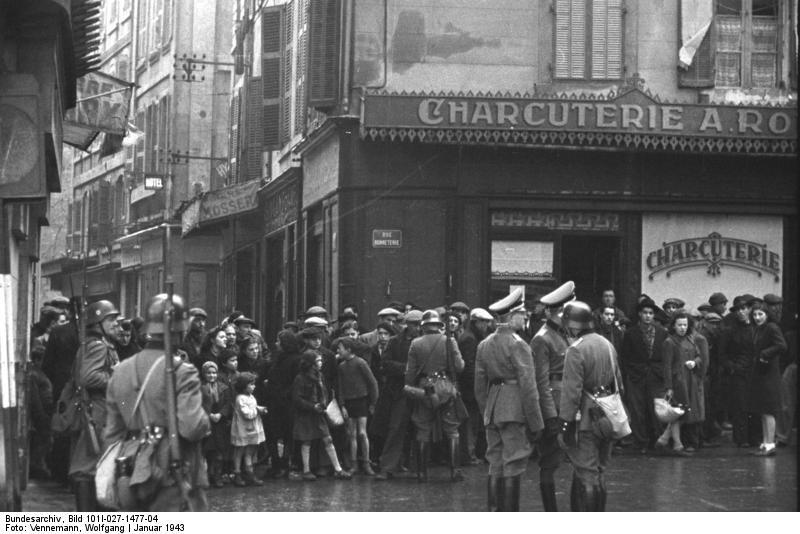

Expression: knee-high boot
xmin=597 ymin=480 xmax=607 ymax=512
xmin=502 ymin=475 xmax=521 ymax=512
xmin=416 ymin=440 xmax=428 ymax=483
xmin=448 ymin=437 xmax=464 ymax=481
xmin=487 ymin=475 xmax=505 ymax=511
xmin=74 ymin=477 xmax=98 ymax=512
xmin=569 ymin=474 xmax=584 ymax=512
xmin=539 ymin=482 xmax=558 ymax=512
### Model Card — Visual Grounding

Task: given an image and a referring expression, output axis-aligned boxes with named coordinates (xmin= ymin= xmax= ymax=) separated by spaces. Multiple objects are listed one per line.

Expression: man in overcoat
xmin=69 ymin=299 xmax=120 ymax=511
xmin=475 ymin=288 xmax=543 ymax=511
xmin=620 ymin=298 xmax=668 ymax=453
xmin=530 ymin=281 xmax=575 ymax=511
xmin=105 ymin=293 xmax=210 ymax=512
xmin=405 ymin=309 xmax=464 ymax=482
xmin=375 ymin=310 xmax=422 ymax=480
xmin=558 ymin=301 xmax=623 ymax=511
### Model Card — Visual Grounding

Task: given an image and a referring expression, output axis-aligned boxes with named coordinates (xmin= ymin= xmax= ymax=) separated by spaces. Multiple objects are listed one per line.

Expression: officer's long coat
xmin=474 ymin=325 xmax=543 ymax=433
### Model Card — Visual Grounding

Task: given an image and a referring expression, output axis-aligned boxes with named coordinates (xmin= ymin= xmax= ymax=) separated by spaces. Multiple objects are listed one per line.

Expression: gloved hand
xmin=556 ymin=418 xmax=574 ymax=450
xmin=526 ymin=428 xmax=542 ymax=444
xmin=544 ymin=417 xmax=561 ymax=438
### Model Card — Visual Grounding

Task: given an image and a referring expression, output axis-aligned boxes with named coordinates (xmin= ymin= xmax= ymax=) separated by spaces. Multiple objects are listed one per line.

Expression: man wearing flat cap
xmin=359 ymin=307 xmax=401 ymax=348
xmin=180 ymin=308 xmax=208 ymax=369
xmin=405 ymin=310 xmax=465 ymax=483
xmin=475 ymin=288 xmax=543 ymax=511
xmin=620 ymin=298 xmax=668 ymax=454
xmin=529 ymin=281 xmax=575 ymax=511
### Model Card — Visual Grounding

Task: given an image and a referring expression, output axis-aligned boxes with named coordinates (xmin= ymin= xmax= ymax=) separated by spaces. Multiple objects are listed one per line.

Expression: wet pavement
xmin=22 ymin=436 xmax=797 ymax=512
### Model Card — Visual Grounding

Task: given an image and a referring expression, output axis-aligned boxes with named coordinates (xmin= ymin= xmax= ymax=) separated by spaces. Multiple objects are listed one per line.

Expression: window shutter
xmin=262 ymin=5 xmax=285 ymax=149
xmin=295 ymin=0 xmax=308 ymax=135
xmin=88 ymin=189 xmax=99 ymax=249
xmin=246 ymin=77 xmax=264 ymax=182
xmin=679 ymin=26 xmax=714 ymax=87
xmin=554 ymin=0 xmax=585 ymax=79
xmin=281 ymin=1 xmax=295 ymax=143
xmin=229 ymin=89 xmax=241 ymax=184
xmin=591 ymin=0 xmax=623 ymax=79
xmin=308 ymin=0 xmax=340 ymax=109
xmin=97 ymin=181 xmax=112 ymax=245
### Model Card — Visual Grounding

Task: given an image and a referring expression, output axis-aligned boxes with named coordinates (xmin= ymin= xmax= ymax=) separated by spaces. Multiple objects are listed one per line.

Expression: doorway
xmin=561 ymin=235 xmax=620 ymax=309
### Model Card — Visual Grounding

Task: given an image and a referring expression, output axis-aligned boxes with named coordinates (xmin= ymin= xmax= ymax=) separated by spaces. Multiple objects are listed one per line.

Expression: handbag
xmin=654 ymin=397 xmax=685 ymax=424
xmin=325 ymin=398 xmax=345 ymax=427
xmin=583 ymin=339 xmax=632 ymax=440
xmin=96 ymin=356 xmax=163 ymax=510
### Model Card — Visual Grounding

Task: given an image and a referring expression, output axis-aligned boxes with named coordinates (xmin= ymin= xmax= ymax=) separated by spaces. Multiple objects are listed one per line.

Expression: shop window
xmin=491 ymin=240 xmax=554 ymax=280
xmin=554 ymin=0 xmax=624 ymax=80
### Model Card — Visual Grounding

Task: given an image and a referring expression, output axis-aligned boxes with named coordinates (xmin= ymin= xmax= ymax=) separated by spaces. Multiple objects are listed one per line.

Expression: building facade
xmin=41 ymin=0 xmax=233 ymax=324
xmin=1 ymin=0 xmax=90 ymax=511
xmin=233 ymin=0 xmax=797 ymax=333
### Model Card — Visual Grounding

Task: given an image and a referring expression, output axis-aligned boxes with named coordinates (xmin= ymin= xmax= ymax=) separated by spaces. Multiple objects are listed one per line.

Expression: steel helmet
xmin=145 ymin=293 xmax=189 ymax=335
xmin=562 ymin=301 xmax=594 ymax=331
xmin=85 ymin=300 xmax=120 ymax=326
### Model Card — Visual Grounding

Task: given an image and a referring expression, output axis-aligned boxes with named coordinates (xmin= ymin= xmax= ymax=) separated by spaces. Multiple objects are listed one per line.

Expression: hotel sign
xmin=363 ymin=88 xmax=797 ymax=141
xmin=645 ymin=232 xmax=780 ymax=282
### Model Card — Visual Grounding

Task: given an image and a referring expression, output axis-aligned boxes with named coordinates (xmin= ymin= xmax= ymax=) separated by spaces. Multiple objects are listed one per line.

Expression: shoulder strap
xmin=131 ymin=356 xmax=164 ymax=427
xmin=601 ymin=336 xmax=621 ymax=393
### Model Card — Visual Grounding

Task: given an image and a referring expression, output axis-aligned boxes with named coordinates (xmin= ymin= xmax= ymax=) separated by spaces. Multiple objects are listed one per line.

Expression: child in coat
xmin=231 ymin=371 xmax=267 ymax=486
xmin=292 ymin=351 xmax=352 ymax=481
xmin=334 ymin=337 xmax=379 ymax=475
xmin=200 ymin=361 xmax=233 ymax=488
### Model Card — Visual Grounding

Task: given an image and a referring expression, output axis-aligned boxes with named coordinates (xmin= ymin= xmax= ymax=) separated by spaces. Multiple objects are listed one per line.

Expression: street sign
xmin=372 ymin=229 xmax=402 ymax=248
xmin=144 ymin=175 xmax=164 ymax=190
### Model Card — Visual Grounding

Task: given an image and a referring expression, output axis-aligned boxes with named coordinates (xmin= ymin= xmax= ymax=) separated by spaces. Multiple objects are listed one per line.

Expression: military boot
xmin=73 ymin=477 xmax=98 ymax=512
xmin=488 ymin=475 xmax=505 ymax=512
xmin=569 ymin=475 xmax=585 ymax=512
xmin=503 ymin=475 xmax=521 ymax=512
xmin=416 ymin=441 xmax=428 ymax=483
xmin=597 ymin=480 xmax=607 ymax=511
xmin=449 ymin=437 xmax=464 ymax=481
xmin=540 ymin=482 xmax=558 ymax=512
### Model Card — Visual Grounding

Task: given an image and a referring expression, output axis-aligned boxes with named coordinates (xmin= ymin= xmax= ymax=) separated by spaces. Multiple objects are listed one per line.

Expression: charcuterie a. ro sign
xmin=645 ymin=232 xmax=780 ymax=282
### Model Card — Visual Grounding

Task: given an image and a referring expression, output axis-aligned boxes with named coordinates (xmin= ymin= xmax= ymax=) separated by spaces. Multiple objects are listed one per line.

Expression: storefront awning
xmin=360 ymin=80 xmax=797 ymax=155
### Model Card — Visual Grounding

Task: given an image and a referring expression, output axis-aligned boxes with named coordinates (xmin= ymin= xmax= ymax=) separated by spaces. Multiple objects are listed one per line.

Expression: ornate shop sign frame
xmin=361 ymin=76 xmax=797 ymax=155
xmin=645 ymin=232 xmax=780 ymax=282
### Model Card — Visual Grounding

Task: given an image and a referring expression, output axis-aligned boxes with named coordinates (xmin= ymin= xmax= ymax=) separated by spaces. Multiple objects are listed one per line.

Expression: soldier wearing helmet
xmin=558 ymin=301 xmax=624 ymax=512
xmin=104 ymin=293 xmax=211 ymax=511
xmin=68 ymin=299 xmax=121 ymax=511
xmin=404 ymin=309 xmax=465 ymax=483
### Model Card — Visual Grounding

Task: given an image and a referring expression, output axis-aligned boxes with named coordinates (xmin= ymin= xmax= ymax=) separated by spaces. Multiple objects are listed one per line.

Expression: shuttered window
xmin=554 ymin=0 xmax=623 ymax=80
xmin=262 ymin=5 xmax=285 ymax=149
xmin=229 ymin=88 xmax=241 ymax=185
xmin=136 ymin=0 xmax=147 ymax=61
xmin=308 ymin=0 xmax=340 ymax=108
xmin=281 ymin=1 xmax=295 ymax=144
xmin=245 ymin=77 xmax=264 ymax=182
xmin=295 ymin=0 xmax=308 ymax=136
xmin=96 ymin=181 xmax=112 ymax=245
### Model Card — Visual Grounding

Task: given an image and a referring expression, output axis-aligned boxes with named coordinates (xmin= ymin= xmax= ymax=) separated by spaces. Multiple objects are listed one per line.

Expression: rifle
xmin=163 ymin=281 xmax=194 ymax=511
xmin=79 ymin=225 xmax=101 ymax=455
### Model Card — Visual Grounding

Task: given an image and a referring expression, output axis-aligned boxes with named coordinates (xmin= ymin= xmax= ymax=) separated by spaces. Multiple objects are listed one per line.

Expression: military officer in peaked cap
xmin=529 ymin=281 xmax=575 ymax=511
xmin=475 ymin=288 xmax=544 ymax=511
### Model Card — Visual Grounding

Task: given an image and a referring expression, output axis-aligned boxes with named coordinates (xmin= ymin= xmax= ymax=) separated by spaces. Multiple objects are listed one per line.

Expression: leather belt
xmin=489 ymin=378 xmax=519 ymax=386
xmin=549 ymin=373 xmax=563 ymax=381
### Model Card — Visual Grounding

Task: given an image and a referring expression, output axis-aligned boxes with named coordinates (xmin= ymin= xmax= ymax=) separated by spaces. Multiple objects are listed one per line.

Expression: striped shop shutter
xmin=308 ymin=0 xmax=340 ymax=109
xmin=262 ymin=5 xmax=284 ymax=149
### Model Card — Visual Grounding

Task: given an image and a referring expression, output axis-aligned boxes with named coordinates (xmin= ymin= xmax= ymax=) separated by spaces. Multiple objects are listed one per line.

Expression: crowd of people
xmin=24 ymin=283 xmax=796 ymax=512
